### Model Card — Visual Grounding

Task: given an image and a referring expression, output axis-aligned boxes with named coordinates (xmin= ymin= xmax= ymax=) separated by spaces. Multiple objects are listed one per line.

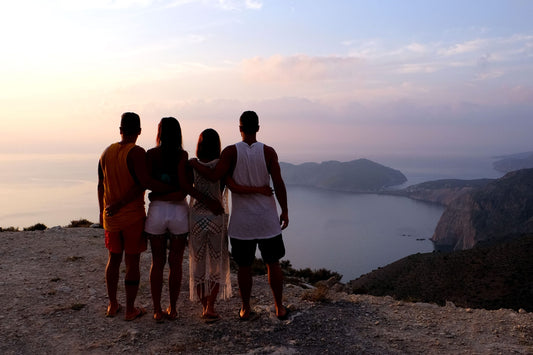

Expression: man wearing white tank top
xmin=190 ymin=111 xmax=289 ymax=320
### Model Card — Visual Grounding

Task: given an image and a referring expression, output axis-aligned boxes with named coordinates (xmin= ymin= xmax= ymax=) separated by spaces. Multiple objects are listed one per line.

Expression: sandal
xmin=105 ymin=303 xmax=122 ymax=318
xmin=124 ymin=307 xmax=146 ymax=321
xmin=276 ymin=307 xmax=291 ymax=321
xmin=238 ymin=308 xmax=260 ymax=321
xmin=153 ymin=310 xmax=165 ymax=323
xmin=166 ymin=307 xmax=178 ymax=320
xmin=201 ymin=312 xmax=221 ymax=323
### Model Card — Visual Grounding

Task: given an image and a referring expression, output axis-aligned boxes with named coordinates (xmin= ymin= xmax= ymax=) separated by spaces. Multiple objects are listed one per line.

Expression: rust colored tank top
xmin=100 ymin=142 xmax=145 ymax=231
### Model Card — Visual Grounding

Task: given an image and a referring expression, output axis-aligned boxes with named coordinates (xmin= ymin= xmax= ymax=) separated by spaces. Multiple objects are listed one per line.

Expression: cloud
xmin=54 ymin=0 xmax=160 ymax=10
xmin=51 ymin=0 xmax=262 ymax=11
xmin=438 ymin=39 xmax=486 ymax=56
xmin=245 ymin=0 xmax=262 ymax=9
xmin=474 ymin=71 xmax=504 ymax=81
xmin=395 ymin=63 xmax=439 ymax=74
xmin=406 ymin=43 xmax=428 ymax=54
xmin=241 ymin=54 xmax=365 ymax=83
xmin=216 ymin=0 xmax=262 ymax=10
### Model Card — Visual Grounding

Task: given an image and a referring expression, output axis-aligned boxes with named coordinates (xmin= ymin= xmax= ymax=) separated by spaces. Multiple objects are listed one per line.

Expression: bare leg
xmin=167 ymin=236 xmax=186 ymax=318
xmin=267 ymin=262 xmax=286 ymax=318
xmin=237 ymin=265 xmax=253 ymax=318
xmin=124 ymin=253 xmax=141 ymax=317
xmin=149 ymin=236 xmax=167 ymax=316
xmin=105 ymin=251 xmax=123 ymax=314
xmin=197 ymin=284 xmax=208 ymax=315
xmin=205 ymin=283 xmax=220 ymax=317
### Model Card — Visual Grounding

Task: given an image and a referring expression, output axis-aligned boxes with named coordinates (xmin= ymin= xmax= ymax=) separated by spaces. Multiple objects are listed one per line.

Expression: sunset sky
xmin=1 ymin=0 xmax=532 ymax=163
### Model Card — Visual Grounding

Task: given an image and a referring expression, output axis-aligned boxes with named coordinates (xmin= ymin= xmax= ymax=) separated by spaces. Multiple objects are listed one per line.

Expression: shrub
xmin=0 ymin=226 xmax=19 ymax=232
xmin=67 ymin=219 xmax=93 ymax=228
xmin=229 ymin=257 xmax=342 ymax=285
xmin=23 ymin=223 xmax=47 ymax=231
xmin=285 ymin=266 xmax=342 ymax=285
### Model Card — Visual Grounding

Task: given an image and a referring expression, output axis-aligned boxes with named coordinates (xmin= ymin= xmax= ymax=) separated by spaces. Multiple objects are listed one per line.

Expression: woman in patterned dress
xmin=188 ymin=129 xmax=271 ymax=320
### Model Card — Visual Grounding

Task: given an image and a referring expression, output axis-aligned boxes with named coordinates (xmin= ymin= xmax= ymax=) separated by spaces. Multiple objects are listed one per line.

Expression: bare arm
xmin=105 ymin=185 xmax=145 ymax=217
xmin=98 ymin=159 xmax=146 ymax=218
xmin=189 ymin=145 xmax=236 ymax=182
xmin=128 ymin=146 xmax=176 ymax=193
xmin=145 ymin=148 xmax=187 ymax=202
xmin=265 ymin=145 xmax=289 ymax=230
xmin=226 ymin=176 xmax=273 ymax=196
xmin=97 ymin=161 xmax=104 ymax=226
xmin=179 ymin=152 xmax=224 ymax=215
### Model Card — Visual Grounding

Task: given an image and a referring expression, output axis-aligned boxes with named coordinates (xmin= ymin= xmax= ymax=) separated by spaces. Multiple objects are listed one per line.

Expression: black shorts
xmin=230 ymin=234 xmax=285 ymax=267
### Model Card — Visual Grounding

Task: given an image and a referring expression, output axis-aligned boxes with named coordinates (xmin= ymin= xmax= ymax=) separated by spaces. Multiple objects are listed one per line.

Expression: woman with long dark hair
xmin=144 ymin=118 xmax=222 ymax=322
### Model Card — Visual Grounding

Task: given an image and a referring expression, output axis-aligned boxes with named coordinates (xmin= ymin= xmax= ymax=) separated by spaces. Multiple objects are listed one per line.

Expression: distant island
xmin=280 ymin=159 xmax=407 ymax=192
xmin=492 ymin=151 xmax=533 ymax=173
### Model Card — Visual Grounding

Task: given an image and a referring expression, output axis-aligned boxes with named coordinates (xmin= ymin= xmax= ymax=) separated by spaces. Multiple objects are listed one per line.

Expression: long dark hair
xmin=196 ymin=128 xmax=221 ymax=162
xmin=157 ymin=117 xmax=183 ymax=166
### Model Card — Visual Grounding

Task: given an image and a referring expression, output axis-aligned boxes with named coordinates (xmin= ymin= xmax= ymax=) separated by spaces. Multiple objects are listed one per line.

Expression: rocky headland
xmin=385 ymin=178 xmax=493 ymax=206
xmin=431 ymin=168 xmax=533 ymax=250
xmin=280 ymin=159 xmax=407 ymax=192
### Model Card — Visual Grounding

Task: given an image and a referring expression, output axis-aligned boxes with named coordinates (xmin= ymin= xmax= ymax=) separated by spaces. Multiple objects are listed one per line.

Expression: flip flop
xmin=276 ymin=307 xmax=291 ymax=321
xmin=153 ymin=310 xmax=165 ymax=323
xmin=166 ymin=307 xmax=178 ymax=321
xmin=202 ymin=313 xmax=221 ymax=324
xmin=124 ymin=307 xmax=146 ymax=321
xmin=105 ymin=303 xmax=122 ymax=318
xmin=238 ymin=309 xmax=260 ymax=321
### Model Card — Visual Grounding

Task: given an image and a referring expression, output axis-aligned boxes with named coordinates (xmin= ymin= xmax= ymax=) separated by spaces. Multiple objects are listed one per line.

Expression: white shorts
xmin=144 ymin=200 xmax=189 ymax=236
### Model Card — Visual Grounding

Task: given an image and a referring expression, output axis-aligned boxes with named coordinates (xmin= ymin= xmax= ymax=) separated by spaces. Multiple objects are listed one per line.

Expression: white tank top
xmin=228 ymin=141 xmax=281 ymax=240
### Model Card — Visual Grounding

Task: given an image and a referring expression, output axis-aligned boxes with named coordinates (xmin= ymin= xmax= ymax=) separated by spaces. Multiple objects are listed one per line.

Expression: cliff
xmin=280 ymin=159 xmax=407 ymax=192
xmin=431 ymin=168 xmax=533 ymax=250
xmin=386 ymin=178 xmax=493 ymax=206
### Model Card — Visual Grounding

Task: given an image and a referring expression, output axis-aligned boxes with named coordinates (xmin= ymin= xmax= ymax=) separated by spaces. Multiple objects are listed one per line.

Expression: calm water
xmin=282 ymin=186 xmax=443 ymax=281
xmin=0 ymin=153 xmax=504 ymax=281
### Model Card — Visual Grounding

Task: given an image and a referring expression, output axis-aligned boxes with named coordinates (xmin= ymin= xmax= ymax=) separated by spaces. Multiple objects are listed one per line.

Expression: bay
xmin=281 ymin=186 xmax=444 ymax=281
xmin=1 ymin=153 xmax=504 ymax=282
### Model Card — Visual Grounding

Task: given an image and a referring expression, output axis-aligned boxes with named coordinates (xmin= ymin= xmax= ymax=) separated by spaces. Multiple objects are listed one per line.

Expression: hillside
xmin=348 ymin=233 xmax=533 ymax=312
xmin=493 ymin=151 xmax=533 ymax=173
xmin=431 ymin=168 xmax=533 ymax=250
xmin=386 ymin=178 xmax=493 ymax=206
xmin=280 ymin=159 xmax=407 ymax=192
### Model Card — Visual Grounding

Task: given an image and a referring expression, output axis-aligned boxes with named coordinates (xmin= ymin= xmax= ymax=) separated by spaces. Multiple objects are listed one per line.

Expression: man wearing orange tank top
xmin=98 ymin=112 xmax=174 ymax=321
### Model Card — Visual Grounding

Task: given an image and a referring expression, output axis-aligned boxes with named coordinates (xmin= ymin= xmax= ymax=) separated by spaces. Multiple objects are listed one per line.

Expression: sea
xmin=0 ymin=153 xmax=504 ymax=282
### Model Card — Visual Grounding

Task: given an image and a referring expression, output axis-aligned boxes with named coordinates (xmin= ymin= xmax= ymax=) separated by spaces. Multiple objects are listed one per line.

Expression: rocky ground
xmin=1 ymin=228 xmax=532 ymax=354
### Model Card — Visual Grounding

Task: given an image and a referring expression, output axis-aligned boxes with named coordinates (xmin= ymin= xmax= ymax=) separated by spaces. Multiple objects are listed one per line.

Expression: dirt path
xmin=1 ymin=228 xmax=532 ymax=354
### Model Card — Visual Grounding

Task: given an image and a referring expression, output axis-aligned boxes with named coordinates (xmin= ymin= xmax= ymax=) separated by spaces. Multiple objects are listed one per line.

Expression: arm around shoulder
xmin=129 ymin=146 xmax=174 ymax=193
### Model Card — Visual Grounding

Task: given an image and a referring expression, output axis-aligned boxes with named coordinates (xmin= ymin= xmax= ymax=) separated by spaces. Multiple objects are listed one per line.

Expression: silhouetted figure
xmin=144 ymin=117 xmax=223 ymax=322
xmin=188 ymin=128 xmax=272 ymax=321
xmin=98 ymin=112 xmax=174 ymax=321
xmin=190 ymin=111 xmax=289 ymax=320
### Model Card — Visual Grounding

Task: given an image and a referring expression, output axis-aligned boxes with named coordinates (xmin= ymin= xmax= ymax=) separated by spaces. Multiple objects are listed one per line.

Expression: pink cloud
xmin=241 ymin=54 xmax=365 ymax=83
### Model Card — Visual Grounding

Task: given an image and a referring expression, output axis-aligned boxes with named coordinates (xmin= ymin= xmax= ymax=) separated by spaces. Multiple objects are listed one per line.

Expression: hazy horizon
xmin=1 ymin=1 xmax=533 ymax=163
